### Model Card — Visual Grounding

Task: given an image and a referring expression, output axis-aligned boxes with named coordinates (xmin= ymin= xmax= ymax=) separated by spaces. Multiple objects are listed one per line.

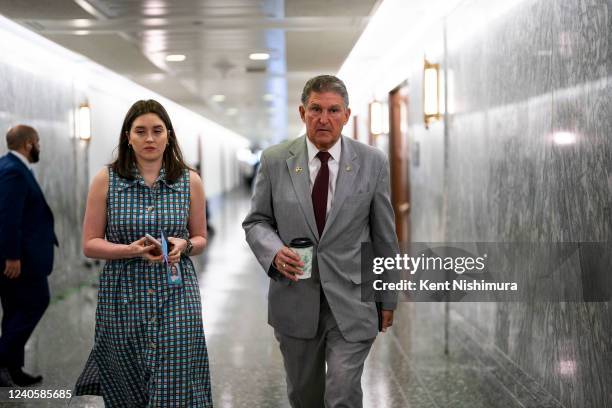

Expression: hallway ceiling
xmin=0 ymin=0 xmax=379 ymax=146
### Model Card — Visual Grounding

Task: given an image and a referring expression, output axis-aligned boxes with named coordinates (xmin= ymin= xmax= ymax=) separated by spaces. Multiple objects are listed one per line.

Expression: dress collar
xmin=117 ymin=166 xmax=181 ymax=191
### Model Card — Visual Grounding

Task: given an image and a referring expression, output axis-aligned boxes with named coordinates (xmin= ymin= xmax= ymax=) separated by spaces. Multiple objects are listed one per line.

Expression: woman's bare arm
xmin=82 ymin=167 xmax=155 ymax=260
xmin=186 ymin=170 xmax=207 ymax=256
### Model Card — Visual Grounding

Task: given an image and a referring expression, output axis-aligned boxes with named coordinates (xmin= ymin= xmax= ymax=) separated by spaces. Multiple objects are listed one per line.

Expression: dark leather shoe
xmin=8 ymin=368 xmax=42 ymax=387
xmin=0 ymin=368 xmax=15 ymax=387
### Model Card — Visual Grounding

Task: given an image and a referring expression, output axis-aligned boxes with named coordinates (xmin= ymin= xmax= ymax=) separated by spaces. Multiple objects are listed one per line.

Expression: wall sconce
xmin=77 ymin=104 xmax=91 ymax=141
xmin=369 ymin=100 xmax=389 ymax=135
xmin=423 ymin=58 xmax=442 ymax=128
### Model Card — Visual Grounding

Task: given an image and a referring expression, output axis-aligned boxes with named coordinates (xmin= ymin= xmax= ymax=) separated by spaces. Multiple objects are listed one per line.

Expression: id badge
xmin=161 ymin=230 xmax=183 ymax=287
xmin=167 ymin=262 xmax=183 ymax=286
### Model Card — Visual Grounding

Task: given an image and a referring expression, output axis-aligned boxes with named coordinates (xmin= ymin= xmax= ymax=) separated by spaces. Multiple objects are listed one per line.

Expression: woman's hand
xmin=167 ymin=237 xmax=187 ymax=264
xmin=128 ymin=237 xmax=162 ymax=262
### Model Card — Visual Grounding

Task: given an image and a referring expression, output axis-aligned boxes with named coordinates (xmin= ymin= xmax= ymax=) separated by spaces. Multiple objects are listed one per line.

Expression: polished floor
xmin=0 ymin=189 xmax=563 ymax=408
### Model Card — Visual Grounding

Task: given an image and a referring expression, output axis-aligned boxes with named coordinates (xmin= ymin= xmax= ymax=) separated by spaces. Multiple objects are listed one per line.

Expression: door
xmin=388 ymin=84 xmax=411 ymax=242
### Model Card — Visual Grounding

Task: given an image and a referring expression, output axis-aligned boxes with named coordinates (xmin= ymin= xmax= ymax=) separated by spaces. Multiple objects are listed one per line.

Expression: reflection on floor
xmin=0 ymin=189 xmax=557 ymax=407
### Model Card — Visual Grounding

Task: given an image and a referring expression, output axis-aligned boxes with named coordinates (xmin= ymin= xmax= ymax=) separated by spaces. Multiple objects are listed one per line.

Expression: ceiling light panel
xmin=87 ymin=0 xmax=266 ymax=18
xmin=166 ymin=54 xmax=186 ymax=61
xmin=249 ymin=52 xmax=270 ymax=61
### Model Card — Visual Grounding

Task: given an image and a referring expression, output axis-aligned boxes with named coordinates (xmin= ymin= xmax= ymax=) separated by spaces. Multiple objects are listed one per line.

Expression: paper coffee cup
xmin=289 ymin=238 xmax=313 ymax=280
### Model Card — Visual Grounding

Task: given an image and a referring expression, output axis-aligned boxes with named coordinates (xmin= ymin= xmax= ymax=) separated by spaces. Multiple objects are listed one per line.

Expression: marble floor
xmin=0 ymin=189 xmax=564 ymax=408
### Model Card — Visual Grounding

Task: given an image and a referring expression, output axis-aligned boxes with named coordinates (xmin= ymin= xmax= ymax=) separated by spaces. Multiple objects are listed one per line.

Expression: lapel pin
xmin=295 ymin=166 xmax=303 ymax=173
xmin=345 ymin=165 xmax=352 ymax=172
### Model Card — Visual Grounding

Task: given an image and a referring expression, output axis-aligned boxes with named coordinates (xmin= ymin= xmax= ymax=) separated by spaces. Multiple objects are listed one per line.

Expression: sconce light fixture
xmin=77 ymin=104 xmax=91 ymax=141
xmin=370 ymin=101 xmax=383 ymax=135
xmin=369 ymin=100 xmax=389 ymax=135
xmin=423 ymin=58 xmax=442 ymax=128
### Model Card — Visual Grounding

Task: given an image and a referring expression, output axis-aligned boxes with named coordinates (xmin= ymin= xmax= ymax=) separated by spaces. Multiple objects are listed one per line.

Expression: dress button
xmin=150 ymin=316 xmax=156 ymax=323
xmin=147 ymin=288 xmax=155 ymax=295
xmin=147 ymin=206 xmax=154 ymax=213
xmin=149 ymin=342 xmax=157 ymax=349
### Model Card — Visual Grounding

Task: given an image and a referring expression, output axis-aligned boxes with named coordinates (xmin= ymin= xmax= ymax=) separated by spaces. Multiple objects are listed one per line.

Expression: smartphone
xmin=145 ymin=233 xmax=162 ymax=249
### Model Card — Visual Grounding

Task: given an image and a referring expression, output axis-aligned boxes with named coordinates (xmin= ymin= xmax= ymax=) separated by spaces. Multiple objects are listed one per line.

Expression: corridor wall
xmin=343 ymin=0 xmax=611 ymax=406
xmin=442 ymin=1 xmax=611 ymax=407
xmin=0 ymin=15 xmax=249 ymax=294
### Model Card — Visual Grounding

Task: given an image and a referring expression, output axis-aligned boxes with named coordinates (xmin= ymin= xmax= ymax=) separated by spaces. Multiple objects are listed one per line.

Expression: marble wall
xmin=405 ymin=0 xmax=612 ymax=406
xmin=0 ymin=60 xmax=89 ymax=293
xmin=0 ymin=18 xmax=249 ymax=297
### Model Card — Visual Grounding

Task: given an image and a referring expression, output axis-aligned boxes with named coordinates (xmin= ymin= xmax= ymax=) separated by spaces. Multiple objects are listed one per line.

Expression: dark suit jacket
xmin=0 ymin=153 xmax=58 ymax=279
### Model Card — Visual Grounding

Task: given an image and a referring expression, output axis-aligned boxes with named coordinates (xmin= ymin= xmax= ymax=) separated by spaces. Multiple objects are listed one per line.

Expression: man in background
xmin=0 ymin=125 xmax=57 ymax=386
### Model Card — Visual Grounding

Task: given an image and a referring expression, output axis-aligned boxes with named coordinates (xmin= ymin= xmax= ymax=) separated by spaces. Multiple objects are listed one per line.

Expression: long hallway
xmin=0 ymin=189 xmax=568 ymax=408
xmin=0 ymin=0 xmax=610 ymax=407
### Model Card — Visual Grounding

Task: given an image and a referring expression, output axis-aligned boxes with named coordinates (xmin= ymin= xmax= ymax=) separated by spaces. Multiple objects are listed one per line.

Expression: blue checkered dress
xmin=75 ymin=167 xmax=212 ymax=407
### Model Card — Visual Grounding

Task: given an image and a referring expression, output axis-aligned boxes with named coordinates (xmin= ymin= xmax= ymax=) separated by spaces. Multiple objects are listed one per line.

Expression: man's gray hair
xmin=6 ymin=125 xmax=37 ymax=150
xmin=301 ymin=75 xmax=349 ymax=108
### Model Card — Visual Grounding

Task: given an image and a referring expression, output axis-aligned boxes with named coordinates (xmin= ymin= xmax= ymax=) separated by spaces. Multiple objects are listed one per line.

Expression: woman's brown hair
xmin=110 ymin=99 xmax=192 ymax=183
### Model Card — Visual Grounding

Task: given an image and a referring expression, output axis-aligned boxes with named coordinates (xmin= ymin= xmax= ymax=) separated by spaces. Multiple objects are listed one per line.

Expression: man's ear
xmin=299 ymin=105 xmax=306 ymax=122
xmin=344 ymin=108 xmax=351 ymax=124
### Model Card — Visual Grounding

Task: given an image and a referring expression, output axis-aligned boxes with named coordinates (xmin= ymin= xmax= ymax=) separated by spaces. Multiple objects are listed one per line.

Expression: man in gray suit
xmin=243 ymin=75 xmax=398 ymax=407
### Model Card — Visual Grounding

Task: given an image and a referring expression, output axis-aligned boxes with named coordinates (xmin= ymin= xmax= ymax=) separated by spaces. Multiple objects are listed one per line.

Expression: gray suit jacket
xmin=242 ymin=135 xmax=398 ymax=342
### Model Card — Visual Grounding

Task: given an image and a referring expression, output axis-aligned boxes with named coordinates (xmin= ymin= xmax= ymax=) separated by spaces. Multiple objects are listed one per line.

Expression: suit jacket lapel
xmin=321 ymin=136 xmax=360 ymax=241
xmin=286 ymin=137 xmax=319 ymax=239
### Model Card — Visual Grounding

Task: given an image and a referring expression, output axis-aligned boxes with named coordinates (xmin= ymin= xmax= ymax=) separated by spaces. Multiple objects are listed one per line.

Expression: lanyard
xmin=161 ymin=229 xmax=169 ymax=266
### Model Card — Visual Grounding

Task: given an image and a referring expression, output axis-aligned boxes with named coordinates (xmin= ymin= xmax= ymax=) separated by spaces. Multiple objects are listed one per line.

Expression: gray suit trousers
xmin=274 ymin=293 xmax=374 ymax=408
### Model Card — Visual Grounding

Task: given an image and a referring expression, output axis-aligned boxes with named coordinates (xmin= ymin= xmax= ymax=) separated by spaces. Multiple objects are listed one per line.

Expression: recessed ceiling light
xmin=145 ymin=0 xmax=166 ymax=7
xmin=226 ymin=108 xmax=238 ymax=116
xmin=212 ymin=94 xmax=226 ymax=102
xmin=263 ymin=94 xmax=274 ymax=101
xmin=73 ymin=19 xmax=92 ymax=28
xmin=148 ymin=73 xmax=165 ymax=81
xmin=144 ymin=18 xmax=168 ymax=27
xmin=75 ymin=30 xmax=90 ymax=36
xmin=166 ymin=54 xmax=186 ymax=62
xmin=144 ymin=7 xmax=166 ymax=16
xmin=249 ymin=52 xmax=270 ymax=61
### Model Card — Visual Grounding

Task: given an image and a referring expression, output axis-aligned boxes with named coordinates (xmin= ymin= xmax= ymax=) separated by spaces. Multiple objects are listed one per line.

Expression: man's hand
xmin=273 ymin=247 xmax=304 ymax=282
xmin=381 ymin=310 xmax=394 ymax=332
xmin=3 ymin=259 xmax=21 ymax=279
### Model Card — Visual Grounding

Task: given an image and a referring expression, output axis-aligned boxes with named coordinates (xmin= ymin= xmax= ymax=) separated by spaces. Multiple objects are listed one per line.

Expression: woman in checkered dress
xmin=74 ymin=100 xmax=213 ymax=407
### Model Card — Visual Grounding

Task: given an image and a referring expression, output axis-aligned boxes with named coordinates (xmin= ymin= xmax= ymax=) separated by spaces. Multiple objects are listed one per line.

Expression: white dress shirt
xmin=9 ymin=150 xmax=32 ymax=171
xmin=306 ymin=136 xmax=342 ymax=216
